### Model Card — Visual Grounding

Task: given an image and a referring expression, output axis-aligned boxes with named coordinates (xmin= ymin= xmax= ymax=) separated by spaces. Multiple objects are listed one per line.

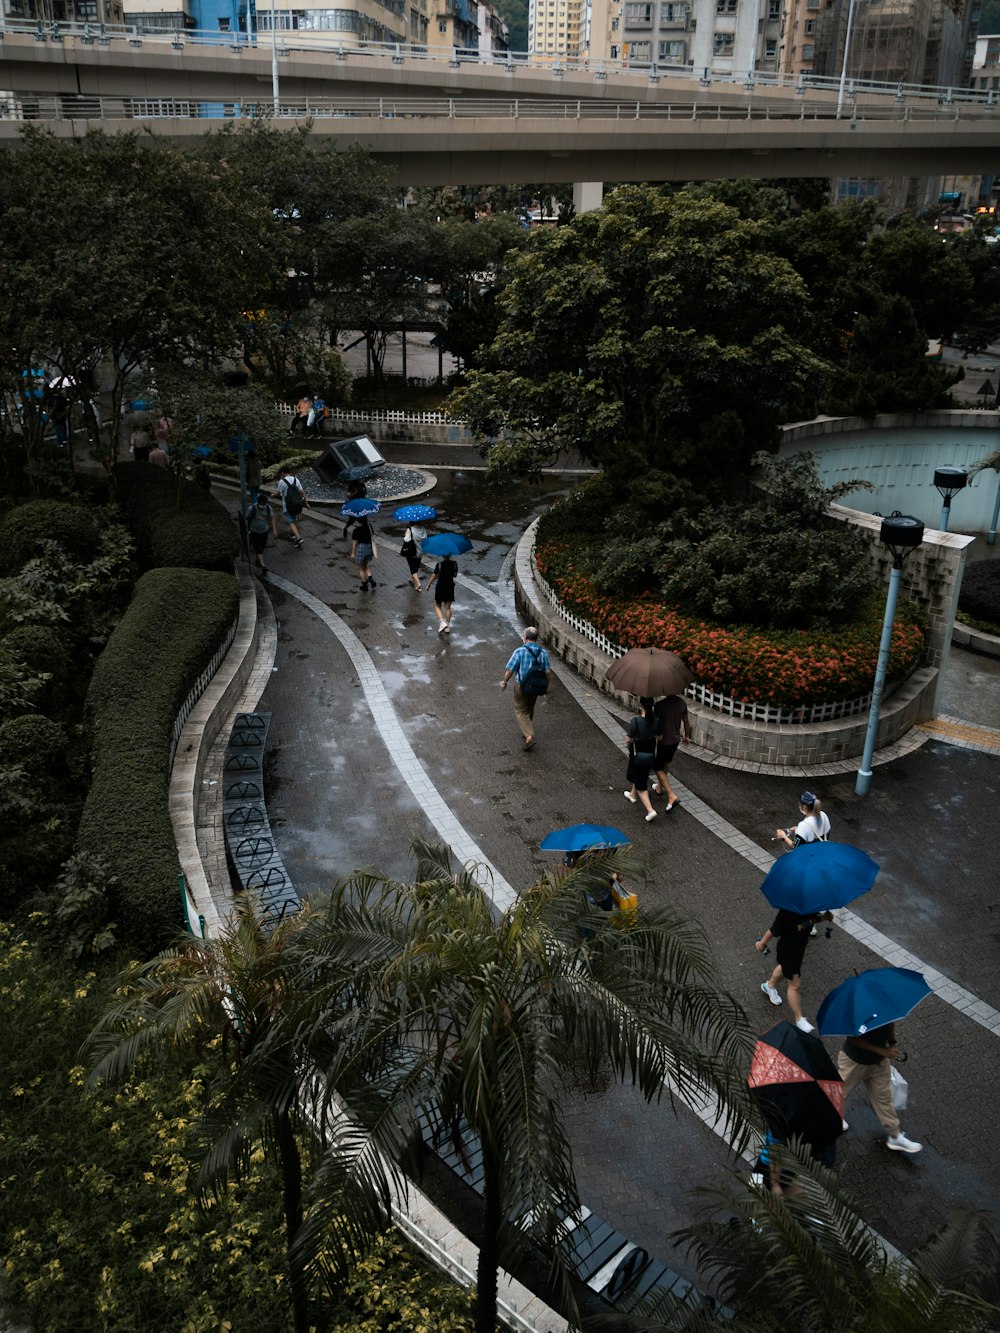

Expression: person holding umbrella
xmin=755 ymin=909 xmax=830 ymax=1033
xmin=651 ymin=693 xmax=692 ymax=811
xmin=423 ymin=533 xmax=471 ymax=635
xmin=817 ymin=967 xmax=930 ymax=1154
xmin=351 ymin=512 xmax=377 ymax=591
xmin=624 ymin=696 xmax=663 ymax=822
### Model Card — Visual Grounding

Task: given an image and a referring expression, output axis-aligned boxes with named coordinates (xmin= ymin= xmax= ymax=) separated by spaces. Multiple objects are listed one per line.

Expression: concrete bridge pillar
xmin=573 ymin=181 xmax=604 ymax=214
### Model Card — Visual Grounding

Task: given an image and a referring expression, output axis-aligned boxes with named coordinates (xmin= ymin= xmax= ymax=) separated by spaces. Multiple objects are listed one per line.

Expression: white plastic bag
xmin=890 ymin=1065 xmax=908 ymax=1111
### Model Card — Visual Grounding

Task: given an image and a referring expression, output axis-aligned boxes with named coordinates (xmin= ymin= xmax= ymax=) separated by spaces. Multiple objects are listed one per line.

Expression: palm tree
xmin=633 ymin=1145 xmax=1000 ymax=1332
xmin=302 ymin=839 xmax=755 ymax=1333
xmin=84 ymin=900 xmax=397 ymax=1333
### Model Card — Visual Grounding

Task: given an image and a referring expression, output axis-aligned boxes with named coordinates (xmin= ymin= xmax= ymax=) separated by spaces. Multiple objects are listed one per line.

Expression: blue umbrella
xmin=760 ymin=842 xmax=879 ymax=915
xmin=539 ymin=824 xmax=632 ymax=853
xmin=341 ymin=498 xmax=381 ymax=517
xmin=422 ymin=532 xmax=472 ymax=556
xmin=817 ymin=967 xmax=932 ymax=1036
xmin=392 ymin=504 xmax=438 ymax=523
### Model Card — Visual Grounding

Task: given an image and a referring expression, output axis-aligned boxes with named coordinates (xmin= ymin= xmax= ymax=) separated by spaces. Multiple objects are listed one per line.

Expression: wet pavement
xmin=242 ymin=444 xmax=1000 ymax=1296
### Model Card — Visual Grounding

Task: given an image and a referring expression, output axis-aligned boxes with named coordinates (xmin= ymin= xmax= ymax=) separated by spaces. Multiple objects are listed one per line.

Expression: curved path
xmin=199 ymin=477 xmax=1000 ymax=1299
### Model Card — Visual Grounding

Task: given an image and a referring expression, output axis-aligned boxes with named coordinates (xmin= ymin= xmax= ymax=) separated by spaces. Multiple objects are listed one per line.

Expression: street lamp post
xmin=855 ymin=513 xmax=924 ymax=797
xmin=836 ymin=0 xmax=858 ymax=118
xmin=932 ymin=465 xmax=967 ymax=532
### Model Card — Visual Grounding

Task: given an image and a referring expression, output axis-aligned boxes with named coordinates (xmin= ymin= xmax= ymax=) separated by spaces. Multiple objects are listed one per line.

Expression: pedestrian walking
xmin=427 ymin=554 xmax=458 ymax=634
xmin=623 ymin=696 xmax=663 ymax=822
xmin=246 ymin=495 xmax=276 ymax=577
xmin=837 ymin=1023 xmax=923 ymax=1153
xmin=47 ymin=389 xmax=70 ymax=446
xmin=351 ymin=513 xmax=377 ymax=590
xmin=148 ymin=443 xmax=169 ymax=469
xmin=400 ymin=525 xmax=423 ymax=591
xmin=306 ymin=393 xmax=325 ymax=439
xmin=651 ymin=693 xmax=691 ymax=811
xmin=194 ymin=459 xmax=212 ymax=492
xmin=500 ymin=626 xmax=551 ymax=750
xmin=755 ymin=908 xmax=830 ymax=1033
xmin=775 ymin=791 xmax=831 ymax=850
xmin=276 ymin=466 xmax=308 ymax=548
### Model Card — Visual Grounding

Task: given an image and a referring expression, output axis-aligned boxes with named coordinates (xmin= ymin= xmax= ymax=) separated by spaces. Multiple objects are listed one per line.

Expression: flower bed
xmin=535 ymin=541 xmax=927 ymax=710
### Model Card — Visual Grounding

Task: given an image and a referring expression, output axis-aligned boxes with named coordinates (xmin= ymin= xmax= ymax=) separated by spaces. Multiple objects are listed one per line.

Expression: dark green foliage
xmin=958 ymin=560 xmax=1000 ymax=630
xmin=2 ymin=621 xmax=72 ymax=698
xmin=113 ymin=463 xmax=240 ymax=572
xmin=0 ymin=499 xmax=101 ymax=574
xmin=78 ymin=567 xmax=239 ymax=955
xmin=0 ymin=712 xmax=69 ymax=776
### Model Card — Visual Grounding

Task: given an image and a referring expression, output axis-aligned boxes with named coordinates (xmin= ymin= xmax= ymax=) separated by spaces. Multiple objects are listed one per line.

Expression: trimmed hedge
xmin=114 ymin=463 xmax=240 ymax=572
xmin=0 ymin=500 xmax=102 ymax=574
xmin=537 ymin=539 xmax=927 ymax=709
xmin=77 ymin=567 xmax=239 ymax=956
xmin=2 ymin=624 xmax=74 ymax=718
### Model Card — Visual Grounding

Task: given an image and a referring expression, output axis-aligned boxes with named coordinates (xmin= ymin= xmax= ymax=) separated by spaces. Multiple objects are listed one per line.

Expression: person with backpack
xmin=246 ymin=494 xmax=276 ymax=577
xmin=500 ymin=626 xmax=551 ymax=752
xmin=623 ymin=696 xmax=663 ymax=822
xmin=775 ymin=791 xmax=831 ymax=850
xmin=276 ymin=466 xmax=308 ymax=548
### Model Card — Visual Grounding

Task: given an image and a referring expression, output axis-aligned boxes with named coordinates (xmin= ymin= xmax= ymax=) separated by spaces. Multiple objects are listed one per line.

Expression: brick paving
xmin=194 ymin=449 xmax=1000 ymax=1302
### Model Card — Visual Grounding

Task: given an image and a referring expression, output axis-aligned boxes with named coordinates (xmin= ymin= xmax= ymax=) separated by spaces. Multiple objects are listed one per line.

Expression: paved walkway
xmin=207 ymin=456 xmax=1000 ymax=1302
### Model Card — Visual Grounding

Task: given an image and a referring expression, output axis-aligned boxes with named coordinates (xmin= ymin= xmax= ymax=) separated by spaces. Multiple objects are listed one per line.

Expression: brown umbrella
xmin=604 ymin=647 xmax=694 ymax=698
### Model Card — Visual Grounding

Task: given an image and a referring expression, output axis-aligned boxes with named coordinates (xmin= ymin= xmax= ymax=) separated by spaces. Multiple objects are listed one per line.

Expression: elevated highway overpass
xmin=2 ymin=24 xmax=998 ymax=186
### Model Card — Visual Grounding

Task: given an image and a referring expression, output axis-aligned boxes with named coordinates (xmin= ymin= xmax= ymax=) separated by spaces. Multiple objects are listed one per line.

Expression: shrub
xmin=0 ymin=500 xmax=101 ymax=574
xmin=536 ymin=539 xmax=926 ymax=708
xmin=77 ymin=567 xmax=239 ymax=955
xmin=113 ymin=464 xmax=240 ymax=572
xmin=0 ymin=713 xmax=69 ymax=778
xmin=1 ymin=624 xmax=73 ymax=717
xmin=958 ymin=559 xmax=1000 ymax=631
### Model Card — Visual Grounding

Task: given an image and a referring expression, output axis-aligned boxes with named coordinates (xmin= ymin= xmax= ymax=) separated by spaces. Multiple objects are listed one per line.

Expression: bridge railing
xmin=1 ymin=92 xmax=995 ymax=125
xmin=1 ymin=18 xmax=997 ymax=112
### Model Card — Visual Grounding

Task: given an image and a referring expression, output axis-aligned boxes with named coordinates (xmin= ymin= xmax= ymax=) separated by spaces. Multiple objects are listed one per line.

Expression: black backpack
xmin=283 ymin=476 xmax=304 ymax=514
xmin=520 ymin=645 xmax=549 ymax=697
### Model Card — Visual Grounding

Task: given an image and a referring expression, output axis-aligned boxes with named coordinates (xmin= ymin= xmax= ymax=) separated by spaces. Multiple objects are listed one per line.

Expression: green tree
xmin=85 ymin=903 xmax=395 ymax=1333
xmin=304 ymin=840 xmax=752 ymax=1333
xmin=450 ymin=184 xmax=830 ymax=485
xmin=0 ymin=127 xmax=278 ymax=488
xmin=641 ymin=1146 xmax=1000 ymax=1331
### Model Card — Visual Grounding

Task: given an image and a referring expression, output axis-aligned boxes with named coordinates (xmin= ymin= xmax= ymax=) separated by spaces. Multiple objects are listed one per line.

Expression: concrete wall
xmin=780 ymin=410 xmax=1000 ymax=533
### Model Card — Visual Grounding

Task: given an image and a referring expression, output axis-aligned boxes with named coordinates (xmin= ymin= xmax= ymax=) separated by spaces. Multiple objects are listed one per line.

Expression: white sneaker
xmin=624 ymin=791 xmax=637 ymax=804
xmin=842 ymin=1119 xmax=849 ymax=1131
xmin=795 ymin=1017 xmax=815 ymax=1033
xmin=444 ymin=624 xmax=451 ymax=633
xmin=650 ymin=780 xmax=661 ymax=794
xmin=761 ymin=982 xmax=782 ymax=1006
xmin=645 ymin=809 xmax=657 ymax=822
xmin=887 ymin=1133 xmax=922 ymax=1154
xmin=438 ymin=622 xmax=447 ymax=634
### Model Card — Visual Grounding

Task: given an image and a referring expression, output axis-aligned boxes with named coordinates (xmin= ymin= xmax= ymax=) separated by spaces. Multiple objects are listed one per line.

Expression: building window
xmin=658 ymin=37 xmax=685 ymax=58
xmin=801 ymin=42 xmax=813 ymax=56
xmin=611 ymin=15 xmax=619 ymax=28
xmin=625 ymin=2 xmax=652 ymax=23
xmin=713 ymin=30 xmax=733 ymax=51
xmin=438 ymin=19 xmax=446 ymax=29
xmin=804 ymin=17 xmax=815 ymax=31
xmin=659 ymin=1 xmax=687 ymax=21
xmin=715 ymin=0 xmax=737 ymax=12
xmin=767 ymin=0 xmax=779 ymax=14
xmin=630 ymin=38 xmax=651 ymax=57
xmin=764 ymin=38 xmax=776 ymax=55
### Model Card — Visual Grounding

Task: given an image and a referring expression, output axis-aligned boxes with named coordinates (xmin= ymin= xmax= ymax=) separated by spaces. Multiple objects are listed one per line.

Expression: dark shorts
xmin=655 ymin=741 xmax=680 ymax=766
xmin=627 ymin=755 xmax=653 ymax=793
xmin=776 ymin=934 xmax=808 ymax=980
xmin=405 ymin=555 xmax=422 ymax=574
xmin=249 ymin=531 xmax=268 ymax=554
